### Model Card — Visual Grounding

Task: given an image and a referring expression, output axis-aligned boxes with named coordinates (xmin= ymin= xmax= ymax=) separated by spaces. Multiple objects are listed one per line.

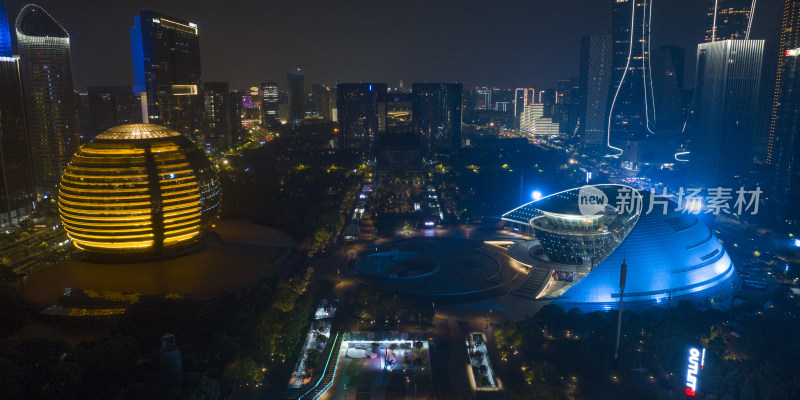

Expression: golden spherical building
xmin=58 ymin=124 xmax=220 ymax=255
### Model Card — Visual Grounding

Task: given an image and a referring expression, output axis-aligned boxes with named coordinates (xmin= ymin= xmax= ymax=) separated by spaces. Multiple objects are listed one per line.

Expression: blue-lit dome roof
xmin=503 ymin=185 xmax=735 ymax=312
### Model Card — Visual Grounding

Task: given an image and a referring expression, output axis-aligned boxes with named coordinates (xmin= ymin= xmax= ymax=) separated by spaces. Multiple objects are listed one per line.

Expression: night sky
xmin=4 ymin=0 xmax=781 ymax=91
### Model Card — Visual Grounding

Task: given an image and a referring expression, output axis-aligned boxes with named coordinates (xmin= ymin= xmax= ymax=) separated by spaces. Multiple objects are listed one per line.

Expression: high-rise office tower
xmin=260 ymin=81 xmax=279 ymax=126
xmin=287 ymin=68 xmax=304 ymax=127
xmin=520 ymin=104 xmax=560 ymax=137
xmin=608 ymin=0 xmax=655 ymax=150
xmin=476 ymin=88 xmax=491 ymax=110
xmin=75 ymin=91 xmax=92 ymax=143
xmin=311 ymin=84 xmax=332 ymax=120
xmin=772 ymin=48 xmax=800 ymax=223
xmin=16 ymin=5 xmax=79 ymax=197
xmin=230 ymin=90 xmax=244 ymax=143
xmin=412 ymin=83 xmax=462 ymax=151
xmin=578 ymin=35 xmax=617 ymax=146
xmin=203 ymin=82 xmax=232 ymax=152
xmin=768 ymin=0 xmax=800 ymax=166
xmin=514 ymin=88 xmax=536 ymax=118
xmin=87 ymin=86 xmax=143 ymax=139
xmin=131 ymin=11 xmax=204 ymax=143
xmin=754 ymin=30 xmax=779 ymax=164
xmin=336 ymin=83 xmax=387 ymax=150
xmin=554 ymin=78 xmax=580 ymax=135
xmin=705 ymin=0 xmax=754 ymax=42
xmin=653 ymin=45 xmax=686 ymax=131
xmin=0 ymin=55 xmax=36 ymax=226
xmin=0 ymin=0 xmax=11 ymax=57
xmin=539 ymin=89 xmax=556 ymax=117
xmin=692 ymin=40 xmax=763 ymax=187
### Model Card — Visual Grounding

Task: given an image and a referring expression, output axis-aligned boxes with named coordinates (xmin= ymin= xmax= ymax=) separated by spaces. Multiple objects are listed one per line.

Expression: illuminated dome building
xmin=503 ymin=185 xmax=734 ymax=312
xmin=58 ymin=124 xmax=220 ymax=255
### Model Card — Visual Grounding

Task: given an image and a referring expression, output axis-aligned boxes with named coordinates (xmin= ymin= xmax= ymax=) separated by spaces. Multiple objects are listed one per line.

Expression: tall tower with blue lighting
xmin=607 ymin=0 xmax=656 ymax=154
xmin=0 ymin=0 xmax=11 ymax=57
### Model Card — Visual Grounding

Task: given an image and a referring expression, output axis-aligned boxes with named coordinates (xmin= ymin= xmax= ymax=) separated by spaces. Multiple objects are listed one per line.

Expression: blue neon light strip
xmin=298 ymin=331 xmax=340 ymax=400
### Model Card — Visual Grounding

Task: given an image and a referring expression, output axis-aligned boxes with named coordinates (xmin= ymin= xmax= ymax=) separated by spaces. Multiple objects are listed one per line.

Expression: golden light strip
xmin=62 ymin=171 xmax=150 ymax=180
xmin=67 ymin=231 xmax=155 ymax=240
xmin=162 ymin=194 xmax=200 ymax=205
xmin=58 ymin=190 xmax=151 ymax=201
xmin=59 ymin=205 xmax=152 ymax=216
xmin=58 ymin=198 xmax=151 ymax=208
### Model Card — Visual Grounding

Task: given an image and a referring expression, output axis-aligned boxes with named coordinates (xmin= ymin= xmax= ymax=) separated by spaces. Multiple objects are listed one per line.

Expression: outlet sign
xmin=685 ymin=347 xmax=705 ymax=397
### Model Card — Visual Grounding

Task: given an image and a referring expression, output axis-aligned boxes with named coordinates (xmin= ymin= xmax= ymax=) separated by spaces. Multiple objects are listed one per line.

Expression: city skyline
xmin=1 ymin=0 xmax=781 ymax=91
xmin=2 ymin=2 xmax=800 ymax=400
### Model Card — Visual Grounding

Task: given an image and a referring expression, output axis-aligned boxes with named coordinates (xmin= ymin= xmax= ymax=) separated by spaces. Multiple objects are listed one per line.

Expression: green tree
xmin=222 ymin=357 xmax=263 ymax=388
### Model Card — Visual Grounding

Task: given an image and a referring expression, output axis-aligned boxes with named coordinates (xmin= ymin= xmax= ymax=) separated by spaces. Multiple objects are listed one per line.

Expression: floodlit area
xmin=466 ymin=332 xmax=501 ymax=391
xmin=289 ymin=300 xmax=337 ymax=388
xmin=321 ymin=335 xmax=432 ymax=400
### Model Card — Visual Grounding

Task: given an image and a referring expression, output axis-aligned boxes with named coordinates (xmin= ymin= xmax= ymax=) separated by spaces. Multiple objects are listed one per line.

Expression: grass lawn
xmin=345 ymin=358 xmax=365 ymax=387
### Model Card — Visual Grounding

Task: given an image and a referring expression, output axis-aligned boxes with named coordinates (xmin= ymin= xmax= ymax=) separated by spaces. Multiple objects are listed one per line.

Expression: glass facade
xmin=0 ymin=0 xmax=11 ymax=57
xmin=203 ymin=82 xmax=232 ymax=152
xmin=772 ymin=49 xmax=800 ymax=223
xmin=608 ymin=0 xmax=655 ymax=145
xmin=131 ymin=11 xmax=205 ymax=146
xmin=87 ymin=86 xmax=144 ymax=140
xmin=705 ymin=0 xmax=753 ymax=42
xmin=0 ymin=57 xmax=36 ymax=226
xmin=336 ymin=83 xmax=388 ymax=150
xmin=692 ymin=40 xmax=763 ymax=187
xmin=768 ymin=1 xmax=800 ymax=166
xmin=260 ymin=81 xmax=280 ymax=125
xmin=16 ymin=5 xmax=80 ymax=197
xmin=287 ymin=69 xmax=304 ymax=127
xmin=412 ymin=82 xmax=463 ymax=151
xmin=59 ymin=124 xmax=220 ymax=255
xmin=579 ymin=34 xmax=611 ymax=147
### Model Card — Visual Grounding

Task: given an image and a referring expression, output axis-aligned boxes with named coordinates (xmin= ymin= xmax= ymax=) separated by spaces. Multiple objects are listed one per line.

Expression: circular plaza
xmin=351 ymin=238 xmax=525 ymax=300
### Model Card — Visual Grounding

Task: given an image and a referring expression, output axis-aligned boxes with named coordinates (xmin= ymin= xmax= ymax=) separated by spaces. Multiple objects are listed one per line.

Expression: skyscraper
xmin=87 ymin=86 xmax=143 ymax=140
xmin=230 ymin=90 xmax=244 ymax=143
xmin=412 ymin=83 xmax=463 ymax=151
xmin=0 ymin=55 xmax=36 ymax=226
xmin=203 ymin=82 xmax=232 ymax=152
xmin=476 ymin=88 xmax=491 ymax=110
xmin=579 ymin=34 xmax=613 ymax=147
xmin=287 ymin=68 xmax=304 ymax=127
xmin=16 ymin=5 xmax=79 ymax=196
xmin=520 ymin=104 xmax=560 ymax=137
xmin=259 ymin=81 xmax=279 ymax=126
xmin=705 ymin=0 xmax=754 ymax=42
xmin=336 ymin=83 xmax=387 ymax=150
xmin=514 ymin=88 xmax=536 ymax=119
xmin=539 ymin=88 xmax=556 ymax=118
xmin=653 ymin=45 xmax=686 ymax=130
xmin=608 ymin=0 xmax=655 ymax=150
xmin=692 ymin=40 xmax=763 ymax=187
xmin=772 ymin=48 xmax=800 ymax=223
xmin=131 ymin=11 xmax=204 ymax=144
xmin=768 ymin=0 xmax=800 ymax=166
xmin=311 ymin=83 xmax=332 ymax=120
xmin=0 ymin=0 xmax=11 ymax=57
